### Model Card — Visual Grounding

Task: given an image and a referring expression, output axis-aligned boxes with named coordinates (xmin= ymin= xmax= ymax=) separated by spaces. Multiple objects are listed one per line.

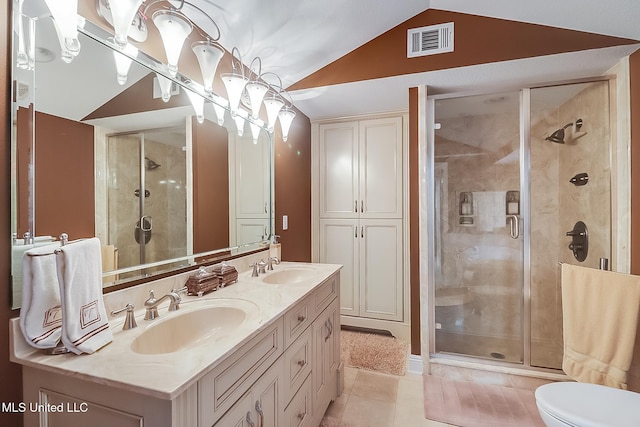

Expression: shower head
xmin=545 ymin=119 xmax=583 ymax=144
xmin=545 ymin=123 xmax=572 ymax=144
xmin=145 ymin=157 xmax=161 ymax=170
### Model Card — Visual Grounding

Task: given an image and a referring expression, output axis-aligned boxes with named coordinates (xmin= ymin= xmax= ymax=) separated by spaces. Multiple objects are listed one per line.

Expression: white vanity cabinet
xmin=15 ymin=266 xmax=341 ymax=427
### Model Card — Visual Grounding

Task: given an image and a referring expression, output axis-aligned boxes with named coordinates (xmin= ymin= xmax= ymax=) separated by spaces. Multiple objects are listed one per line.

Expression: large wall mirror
xmin=10 ymin=1 xmax=275 ymax=308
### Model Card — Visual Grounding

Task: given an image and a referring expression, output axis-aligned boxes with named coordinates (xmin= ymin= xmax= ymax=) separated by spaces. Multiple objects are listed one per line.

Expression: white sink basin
xmin=131 ymin=299 xmax=257 ymax=355
xmin=260 ymin=267 xmax=318 ymax=285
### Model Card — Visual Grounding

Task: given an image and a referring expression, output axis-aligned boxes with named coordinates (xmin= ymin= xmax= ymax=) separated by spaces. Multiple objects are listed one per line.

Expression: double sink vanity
xmin=10 ymin=253 xmax=342 ymax=427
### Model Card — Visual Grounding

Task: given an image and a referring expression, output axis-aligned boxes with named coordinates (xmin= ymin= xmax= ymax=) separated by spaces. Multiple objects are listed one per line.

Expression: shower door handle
xmin=507 ymin=215 xmax=520 ymax=239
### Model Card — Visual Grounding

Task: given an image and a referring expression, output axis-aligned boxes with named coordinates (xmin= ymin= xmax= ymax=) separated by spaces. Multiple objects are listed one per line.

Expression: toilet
xmin=535 ymin=381 xmax=640 ymax=427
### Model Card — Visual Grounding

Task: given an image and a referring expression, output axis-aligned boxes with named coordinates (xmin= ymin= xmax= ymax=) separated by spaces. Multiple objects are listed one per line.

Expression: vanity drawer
xmin=283 ymin=296 xmax=313 ymax=347
xmin=283 ymin=373 xmax=313 ymax=427
xmin=313 ymin=273 xmax=339 ymax=315
xmin=282 ymin=327 xmax=313 ymax=405
xmin=198 ymin=318 xmax=283 ymax=427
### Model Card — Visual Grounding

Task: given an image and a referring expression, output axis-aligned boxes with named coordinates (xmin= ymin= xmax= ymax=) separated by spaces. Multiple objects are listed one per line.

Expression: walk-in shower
xmin=107 ymin=127 xmax=187 ymax=278
xmin=426 ymin=80 xmax=612 ymax=371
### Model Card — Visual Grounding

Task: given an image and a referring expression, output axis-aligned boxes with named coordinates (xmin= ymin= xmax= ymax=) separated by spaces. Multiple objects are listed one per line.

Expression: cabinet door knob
xmin=298 ymin=412 xmax=306 ymax=421
xmin=297 ymin=314 xmax=306 ymax=323
xmin=297 ymin=359 xmax=306 ymax=367
xmin=355 ymin=200 xmax=358 ymax=213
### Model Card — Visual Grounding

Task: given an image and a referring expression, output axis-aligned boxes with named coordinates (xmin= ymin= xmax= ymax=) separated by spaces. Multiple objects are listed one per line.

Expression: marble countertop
xmin=10 ymin=262 xmax=341 ymax=400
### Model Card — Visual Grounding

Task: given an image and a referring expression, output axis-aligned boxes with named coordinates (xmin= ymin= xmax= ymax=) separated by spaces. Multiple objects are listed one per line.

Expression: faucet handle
xmin=251 ymin=263 xmax=259 ymax=277
xmin=267 ymin=256 xmax=280 ymax=271
xmin=144 ymin=290 xmax=157 ymax=307
xmin=111 ymin=304 xmax=137 ymax=330
xmin=257 ymin=259 xmax=267 ymax=275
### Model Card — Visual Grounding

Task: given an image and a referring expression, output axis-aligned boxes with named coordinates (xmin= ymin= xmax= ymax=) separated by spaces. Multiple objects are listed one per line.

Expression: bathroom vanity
xmin=10 ymin=261 xmax=342 ymax=427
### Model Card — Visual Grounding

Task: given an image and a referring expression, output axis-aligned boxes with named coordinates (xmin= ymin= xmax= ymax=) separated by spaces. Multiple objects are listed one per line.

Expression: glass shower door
xmin=107 ymin=127 xmax=187 ymax=278
xmin=433 ymin=91 xmax=524 ymax=363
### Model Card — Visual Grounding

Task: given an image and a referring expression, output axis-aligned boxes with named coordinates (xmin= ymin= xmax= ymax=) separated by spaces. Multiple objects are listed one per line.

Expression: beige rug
xmin=424 ymin=375 xmax=545 ymax=427
xmin=320 ymin=416 xmax=357 ymax=427
xmin=341 ymin=330 xmax=409 ymax=376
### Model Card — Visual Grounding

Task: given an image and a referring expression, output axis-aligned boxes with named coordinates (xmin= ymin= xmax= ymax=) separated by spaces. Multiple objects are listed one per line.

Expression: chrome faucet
xmin=144 ymin=290 xmax=181 ymax=320
xmin=111 ymin=304 xmax=137 ymax=330
xmin=267 ymin=256 xmax=280 ymax=271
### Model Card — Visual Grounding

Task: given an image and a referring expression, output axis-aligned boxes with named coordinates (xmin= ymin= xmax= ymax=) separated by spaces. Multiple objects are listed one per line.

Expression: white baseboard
xmin=407 ymin=354 xmax=423 ymax=375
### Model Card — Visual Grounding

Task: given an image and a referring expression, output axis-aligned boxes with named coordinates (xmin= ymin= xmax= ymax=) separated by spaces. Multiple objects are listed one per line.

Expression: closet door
xmin=319 ymin=219 xmax=359 ymax=316
xmin=358 ymin=117 xmax=403 ymax=219
xmin=359 ymin=219 xmax=403 ymax=321
xmin=319 ymin=122 xmax=359 ymax=219
xmin=233 ymin=133 xmax=270 ymax=219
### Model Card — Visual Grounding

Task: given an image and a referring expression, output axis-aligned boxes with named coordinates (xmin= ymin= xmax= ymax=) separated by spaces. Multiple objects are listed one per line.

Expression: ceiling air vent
xmin=407 ymin=22 xmax=454 ymax=58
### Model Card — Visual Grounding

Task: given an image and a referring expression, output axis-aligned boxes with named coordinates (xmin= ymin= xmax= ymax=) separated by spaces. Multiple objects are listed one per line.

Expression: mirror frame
xmin=10 ymin=7 xmax=276 ymax=308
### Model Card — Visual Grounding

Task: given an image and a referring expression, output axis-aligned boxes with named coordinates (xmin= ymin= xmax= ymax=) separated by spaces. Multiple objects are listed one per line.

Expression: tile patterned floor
xmin=324 ymin=367 xmax=455 ymax=427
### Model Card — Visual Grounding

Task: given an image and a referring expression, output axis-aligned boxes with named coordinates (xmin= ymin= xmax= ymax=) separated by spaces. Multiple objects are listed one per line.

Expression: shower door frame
xmin=421 ymin=76 xmax=621 ymax=373
xmin=105 ymin=125 xmax=190 ymax=276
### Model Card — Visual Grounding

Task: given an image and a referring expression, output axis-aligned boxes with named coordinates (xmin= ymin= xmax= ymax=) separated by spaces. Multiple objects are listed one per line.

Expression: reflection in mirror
xmin=10 ymin=2 xmax=274 ymax=308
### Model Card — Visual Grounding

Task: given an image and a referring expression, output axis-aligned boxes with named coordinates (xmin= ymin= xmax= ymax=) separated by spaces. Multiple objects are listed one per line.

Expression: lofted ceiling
xmin=24 ymin=0 xmax=640 ymax=124
xmin=185 ymin=0 xmax=640 ymax=120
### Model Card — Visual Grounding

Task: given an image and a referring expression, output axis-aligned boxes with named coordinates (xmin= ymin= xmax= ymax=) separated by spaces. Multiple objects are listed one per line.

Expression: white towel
xmin=561 ymin=264 xmax=640 ymax=389
xmin=19 ymin=243 xmax=63 ymax=349
xmin=56 ymin=238 xmax=112 ymax=354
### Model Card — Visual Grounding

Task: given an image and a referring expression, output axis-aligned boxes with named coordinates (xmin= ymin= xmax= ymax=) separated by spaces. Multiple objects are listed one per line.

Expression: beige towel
xmin=561 ymin=264 xmax=640 ymax=389
xmin=56 ymin=238 xmax=112 ymax=354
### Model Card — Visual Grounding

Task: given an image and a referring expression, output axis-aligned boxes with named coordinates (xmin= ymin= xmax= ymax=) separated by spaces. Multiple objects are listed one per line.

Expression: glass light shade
xmin=245 ymin=81 xmax=269 ymax=119
xmin=263 ymin=94 xmax=284 ymax=132
xmin=113 ymin=44 xmax=138 ymax=85
xmin=152 ymin=10 xmax=193 ymax=77
xmin=278 ymin=107 xmax=296 ymax=142
xmin=155 ymin=73 xmax=173 ymax=102
xmin=249 ymin=119 xmax=263 ymax=144
xmin=16 ymin=13 xmax=35 ymax=70
xmin=44 ymin=0 xmax=80 ymax=62
xmin=234 ymin=109 xmax=248 ymax=136
xmin=186 ymin=90 xmax=205 ymax=124
xmin=109 ymin=0 xmax=143 ymax=48
xmin=221 ymin=72 xmax=248 ymax=115
xmin=211 ymin=95 xmax=228 ymax=126
xmin=192 ymin=41 xmax=225 ymax=95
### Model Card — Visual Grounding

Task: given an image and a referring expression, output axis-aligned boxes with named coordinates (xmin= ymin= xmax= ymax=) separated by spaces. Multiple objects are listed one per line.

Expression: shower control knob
xmin=568 ymin=243 xmax=582 ymax=251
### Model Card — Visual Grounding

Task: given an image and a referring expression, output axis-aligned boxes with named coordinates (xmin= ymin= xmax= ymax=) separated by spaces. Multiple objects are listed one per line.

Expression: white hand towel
xmin=56 ymin=238 xmax=113 ymax=354
xmin=19 ymin=243 xmax=63 ymax=349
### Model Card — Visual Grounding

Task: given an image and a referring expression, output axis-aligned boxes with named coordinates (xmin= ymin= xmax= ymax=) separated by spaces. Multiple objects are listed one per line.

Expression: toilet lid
xmin=535 ymin=382 xmax=640 ymax=427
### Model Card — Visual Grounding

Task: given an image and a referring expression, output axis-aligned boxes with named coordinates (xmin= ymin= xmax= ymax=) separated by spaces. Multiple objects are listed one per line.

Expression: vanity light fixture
xmin=245 ymin=57 xmax=269 ymax=120
xmin=113 ymin=44 xmax=138 ymax=85
xmin=152 ymin=10 xmax=193 ymax=77
xmin=249 ymin=119 xmax=264 ymax=144
xmin=192 ymin=40 xmax=225 ymax=95
xmin=210 ymin=94 xmax=228 ymax=126
xmin=43 ymin=0 xmax=81 ymax=63
xmin=221 ymin=47 xmax=249 ymax=116
xmin=278 ymin=104 xmax=296 ymax=142
xmin=185 ymin=88 xmax=205 ymax=124
xmin=15 ymin=1 xmax=35 ymax=70
xmin=233 ymin=108 xmax=249 ymax=137
xmin=108 ymin=0 xmax=144 ymax=48
xmin=155 ymin=72 xmax=174 ymax=102
xmin=261 ymin=72 xmax=285 ymax=132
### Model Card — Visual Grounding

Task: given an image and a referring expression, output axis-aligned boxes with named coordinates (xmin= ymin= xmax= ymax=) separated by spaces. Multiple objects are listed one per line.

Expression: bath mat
xmin=320 ymin=416 xmax=358 ymax=427
xmin=341 ymin=330 xmax=408 ymax=376
xmin=423 ymin=375 xmax=545 ymax=427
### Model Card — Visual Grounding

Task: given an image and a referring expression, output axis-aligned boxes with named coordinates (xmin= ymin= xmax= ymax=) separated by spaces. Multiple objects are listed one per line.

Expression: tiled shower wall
xmin=107 ymin=134 xmax=187 ymax=274
xmin=434 ymin=80 xmax=611 ymax=370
